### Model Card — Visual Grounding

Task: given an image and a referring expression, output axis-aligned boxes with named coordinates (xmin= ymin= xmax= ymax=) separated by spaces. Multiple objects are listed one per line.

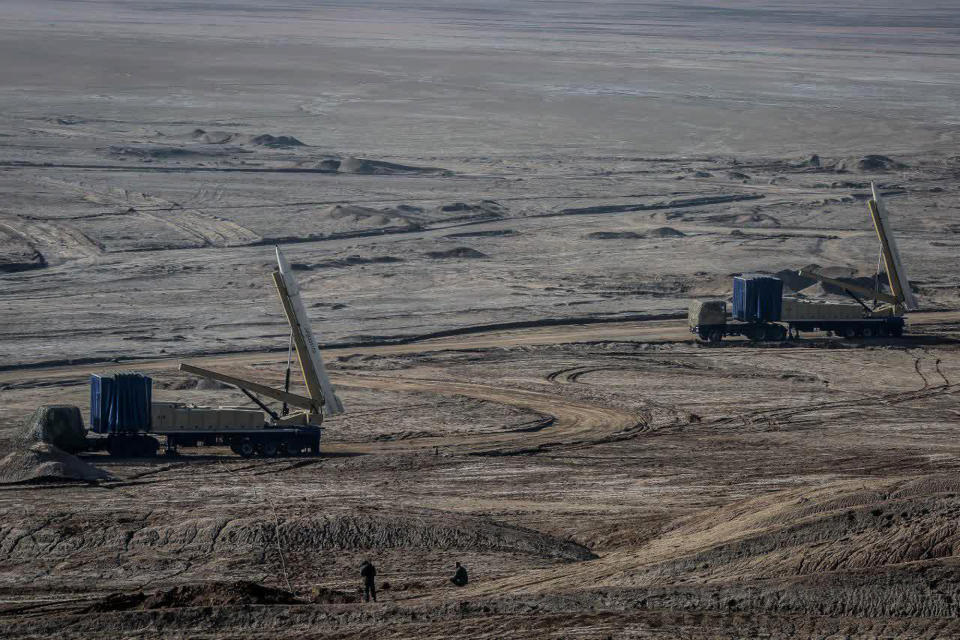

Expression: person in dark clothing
xmin=450 ymin=561 xmax=468 ymax=587
xmin=360 ymin=560 xmax=377 ymax=602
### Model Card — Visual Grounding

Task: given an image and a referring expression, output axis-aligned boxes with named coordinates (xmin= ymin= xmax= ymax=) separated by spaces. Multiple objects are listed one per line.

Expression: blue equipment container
xmin=90 ymin=373 xmax=152 ymax=433
xmin=732 ymin=275 xmax=783 ymax=322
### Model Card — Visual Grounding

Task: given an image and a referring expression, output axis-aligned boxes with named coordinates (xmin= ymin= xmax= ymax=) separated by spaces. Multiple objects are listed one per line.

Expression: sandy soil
xmin=1 ymin=1 xmax=959 ymax=638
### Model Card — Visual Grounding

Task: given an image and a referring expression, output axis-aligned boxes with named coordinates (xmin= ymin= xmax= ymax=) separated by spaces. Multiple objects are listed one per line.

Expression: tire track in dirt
xmin=700 ymin=382 xmax=958 ymax=434
xmin=330 ymin=374 xmax=645 ymax=456
xmin=0 ymin=219 xmax=103 ymax=261
xmin=35 ymin=177 xmax=260 ymax=249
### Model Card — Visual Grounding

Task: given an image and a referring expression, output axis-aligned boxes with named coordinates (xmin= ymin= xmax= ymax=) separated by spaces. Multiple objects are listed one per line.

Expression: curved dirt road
xmin=329 ymin=373 xmax=644 ymax=456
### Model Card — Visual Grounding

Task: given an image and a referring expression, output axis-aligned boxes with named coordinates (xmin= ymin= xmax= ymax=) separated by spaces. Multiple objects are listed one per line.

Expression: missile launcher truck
xmin=689 ymin=184 xmax=915 ymax=342
xmin=88 ymin=247 xmax=345 ymax=457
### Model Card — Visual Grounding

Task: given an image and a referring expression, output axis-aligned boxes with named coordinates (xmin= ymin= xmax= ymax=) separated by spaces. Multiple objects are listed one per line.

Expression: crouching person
xmin=450 ymin=561 xmax=468 ymax=587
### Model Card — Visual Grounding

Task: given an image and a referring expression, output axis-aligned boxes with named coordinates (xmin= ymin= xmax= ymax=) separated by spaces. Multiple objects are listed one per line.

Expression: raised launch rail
xmin=179 ymin=247 xmax=345 ymax=427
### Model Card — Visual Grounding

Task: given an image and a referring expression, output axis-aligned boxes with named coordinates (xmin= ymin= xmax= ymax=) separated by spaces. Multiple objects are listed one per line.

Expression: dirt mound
xmin=187 ymin=130 xmax=305 ymax=147
xmin=799 ymin=275 xmax=885 ymax=298
xmin=819 ymin=265 xmax=856 ymax=278
xmin=338 ymin=156 xmax=450 ymax=175
xmin=298 ymin=255 xmax=405 ymax=270
xmin=190 ymin=129 xmax=236 ymax=144
xmin=838 ymin=155 xmax=907 ymax=172
xmin=317 ymin=158 xmax=341 ymax=171
xmin=249 ymin=134 xmax=304 ymax=148
xmin=586 ymin=231 xmax=644 ymax=240
xmin=0 ymin=443 xmax=112 ymax=484
xmin=90 ymin=581 xmax=300 ymax=612
xmin=425 ymin=247 xmax=489 ymax=259
xmin=701 ymin=212 xmax=781 ymax=227
xmin=322 ymin=204 xmax=423 ymax=232
xmin=0 ymin=229 xmax=46 ymax=272
xmin=647 ymin=227 xmax=686 ymax=238
xmin=0 ymin=249 xmax=46 ymax=273
xmin=16 ymin=405 xmax=86 ymax=453
xmin=267 ymin=203 xmax=428 ymax=239
xmin=439 ymin=200 xmax=506 ymax=217
xmin=48 ymin=115 xmax=84 ymax=125
xmin=774 ymin=268 xmax=817 ymax=293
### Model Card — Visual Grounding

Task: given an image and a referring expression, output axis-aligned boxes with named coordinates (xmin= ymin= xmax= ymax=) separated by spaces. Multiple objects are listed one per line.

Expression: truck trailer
xmin=689 ymin=184 xmax=914 ymax=343
xmin=87 ymin=247 xmax=344 ymax=458
xmin=689 ymin=276 xmax=905 ymax=342
xmin=89 ymin=372 xmax=320 ymax=457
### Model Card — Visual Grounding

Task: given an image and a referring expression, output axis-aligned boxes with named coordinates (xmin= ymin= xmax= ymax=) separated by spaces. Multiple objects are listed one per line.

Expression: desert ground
xmin=1 ymin=1 xmax=959 ymax=638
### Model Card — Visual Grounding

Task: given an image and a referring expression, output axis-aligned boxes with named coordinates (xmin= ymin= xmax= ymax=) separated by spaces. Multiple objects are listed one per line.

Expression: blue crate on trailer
xmin=732 ymin=275 xmax=783 ymax=322
xmin=89 ymin=374 xmax=113 ymax=434
xmin=90 ymin=373 xmax=152 ymax=433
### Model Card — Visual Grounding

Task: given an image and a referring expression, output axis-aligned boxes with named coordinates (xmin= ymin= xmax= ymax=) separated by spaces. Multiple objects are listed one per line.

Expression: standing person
xmin=450 ymin=561 xmax=468 ymax=587
xmin=360 ymin=559 xmax=377 ymax=602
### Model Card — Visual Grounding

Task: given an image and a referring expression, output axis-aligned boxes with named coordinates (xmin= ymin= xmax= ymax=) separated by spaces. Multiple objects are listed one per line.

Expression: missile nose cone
xmin=276 ymin=246 xmax=290 ymax=275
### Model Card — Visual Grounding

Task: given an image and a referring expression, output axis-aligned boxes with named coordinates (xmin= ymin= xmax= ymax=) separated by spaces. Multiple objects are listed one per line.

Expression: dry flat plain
xmin=1 ymin=1 xmax=960 ymax=638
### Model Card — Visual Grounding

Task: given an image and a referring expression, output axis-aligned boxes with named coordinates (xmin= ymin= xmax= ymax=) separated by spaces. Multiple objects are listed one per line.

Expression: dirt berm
xmin=89 ymin=581 xmax=302 ymax=612
xmin=0 ymin=442 xmax=112 ymax=484
xmin=16 ymin=405 xmax=86 ymax=453
xmin=0 ymin=508 xmax=596 ymax=562
xmin=0 ymin=405 xmax=112 ymax=484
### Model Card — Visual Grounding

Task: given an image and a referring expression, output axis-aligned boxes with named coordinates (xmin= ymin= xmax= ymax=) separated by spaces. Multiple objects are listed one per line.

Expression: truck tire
xmin=862 ymin=326 xmax=875 ymax=338
xmin=709 ymin=329 xmax=724 ymax=343
xmin=108 ymin=435 xmax=158 ymax=458
xmin=262 ymin=440 xmax=279 ymax=457
xmin=842 ymin=326 xmax=857 ymax=339
xmin=764 ymin=325 xmax=786 ymax=341
xmin=237 ymin=440 xmax=256 ymax=458
xmin=135 ymin=436 xmax=159 ymax=457
xmin=107 ymin=436 xmax=130 ymax=457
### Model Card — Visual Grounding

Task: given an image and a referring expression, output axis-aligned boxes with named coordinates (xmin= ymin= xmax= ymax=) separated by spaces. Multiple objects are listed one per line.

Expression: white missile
xmin=274 ymin=247 xmax=345 ymax=416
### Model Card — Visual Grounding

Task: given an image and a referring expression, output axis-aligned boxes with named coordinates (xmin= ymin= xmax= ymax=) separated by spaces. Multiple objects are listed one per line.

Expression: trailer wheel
xmin=237 ymin=440 xmax=256 ymax=458
xmin=862 ymin=326 xmax=875 ymax=338
xmin=262 ymin=440 xmax=280 ymax=457
xmin=765 ymin=325 xmax=786 ymax=341
xmin=108 ymin=435 xmax=158 ymax=458
xmin=108 ymin=436 xmax=131 ymax=458
xmin=137 ymin=436 xmax=159 ymax=458
xmin=842 ymin=326 xmax=857 ymax=339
